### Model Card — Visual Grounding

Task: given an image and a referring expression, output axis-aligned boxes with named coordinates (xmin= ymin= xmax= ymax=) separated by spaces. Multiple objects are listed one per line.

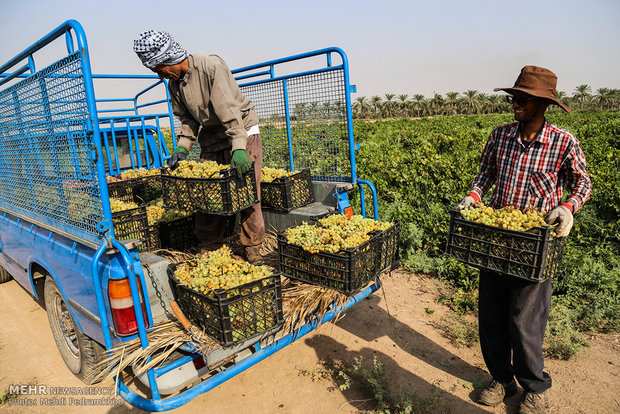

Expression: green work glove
xmin=168 ymin=146 xmax=188 ymax=171
xmin=231 ymin=149 xmax=251 ymax=177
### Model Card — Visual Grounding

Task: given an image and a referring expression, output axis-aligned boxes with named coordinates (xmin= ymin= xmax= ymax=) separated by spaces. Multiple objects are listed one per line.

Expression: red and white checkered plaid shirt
xmin=469 ymin=120 xmax=591 ymax=213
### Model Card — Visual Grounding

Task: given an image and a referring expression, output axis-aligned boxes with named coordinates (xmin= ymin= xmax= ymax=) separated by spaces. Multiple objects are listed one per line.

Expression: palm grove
xmin=352 ymin=86 xmax=620 ymax=118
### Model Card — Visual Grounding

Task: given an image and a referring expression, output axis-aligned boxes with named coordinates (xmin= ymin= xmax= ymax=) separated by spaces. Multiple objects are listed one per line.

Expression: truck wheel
xmin=0 ymin=266 xmax=11 ymax=283
xmin=44 ymin=277 xmax=105 ymax=384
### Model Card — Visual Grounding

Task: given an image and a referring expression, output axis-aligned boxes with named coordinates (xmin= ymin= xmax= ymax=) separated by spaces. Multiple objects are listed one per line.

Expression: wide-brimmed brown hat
xmin=494 ymin=65 xmax=570 ymax=112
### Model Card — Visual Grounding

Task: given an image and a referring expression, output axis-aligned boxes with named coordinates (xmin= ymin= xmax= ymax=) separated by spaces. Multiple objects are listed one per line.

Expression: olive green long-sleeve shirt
xmin=168 ymin=54 xmax=259 ymax=153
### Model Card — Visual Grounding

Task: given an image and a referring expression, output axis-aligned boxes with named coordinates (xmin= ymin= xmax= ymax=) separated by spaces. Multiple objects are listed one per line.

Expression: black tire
xmin=0 ymin=266 xmax=11 ymax=283
xmin=44 ymin=277 xmax=105 ymax=384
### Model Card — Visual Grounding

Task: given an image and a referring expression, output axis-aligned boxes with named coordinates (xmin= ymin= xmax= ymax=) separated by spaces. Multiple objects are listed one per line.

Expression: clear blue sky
xmin=1 ymin=0 xmax=618 ymax=98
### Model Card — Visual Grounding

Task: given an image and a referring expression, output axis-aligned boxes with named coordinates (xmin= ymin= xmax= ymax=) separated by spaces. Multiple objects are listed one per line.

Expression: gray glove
xmin=546 ymin=205 xmax=573 ymax=237
xmin=456 ymin=195 xmax=476 ymax=210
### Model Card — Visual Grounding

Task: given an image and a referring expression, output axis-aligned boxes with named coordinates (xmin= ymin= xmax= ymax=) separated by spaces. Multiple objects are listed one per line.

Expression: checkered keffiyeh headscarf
xmin=133 ymin=30 xmax=188 ymax=69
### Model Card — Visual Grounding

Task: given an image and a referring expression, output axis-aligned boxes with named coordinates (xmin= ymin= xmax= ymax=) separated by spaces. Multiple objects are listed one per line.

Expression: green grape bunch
xmin=174 ymin=246 xmax=273 ymax=297
xmin=165 ymin=160 xmax=255 ymax=213
xmin=119 ymin=167 xmax=161 ymax=180
xmin=146 ymin=199 xmax=189 ymax=225
xmin=170 ymin=160 xmax=230 ymax=179
xmin=106 ymin=174 xmax=124 ymax=183
xmin=285 ymin=214 xmax=393 ymax=254
xmin=319 ymin=214 xmax=392 ymax=234
xmin=460 ymin=203 xmax=550 ymax=232
xmin=261 ymin=167 xmax=296 ymax=183
xmin=110 ymin=198 xmax=139 ymax=213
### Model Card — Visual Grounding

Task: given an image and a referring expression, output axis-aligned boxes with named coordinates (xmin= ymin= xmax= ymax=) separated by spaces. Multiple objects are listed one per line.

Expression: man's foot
xmin=477 ymin=379 xmax=518 ymax=406
xmin=519 ymin=390 xmax=548 ymax=414
xmin=245 ymin=245 xmax=265 ymax=265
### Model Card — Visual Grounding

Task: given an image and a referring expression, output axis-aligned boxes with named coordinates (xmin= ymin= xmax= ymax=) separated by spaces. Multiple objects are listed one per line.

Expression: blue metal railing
xmin=0 ymin=20 xmax=115 ymax=246
xmin=228 ymin=47 xmax=378 ymax=219
xmin=92 ymin=74 xmax=175 ymax=175
xmin=228 ymin=48 xmax=358 ymax=184
xmin=117 ymin=281 xmax=382 ymax=411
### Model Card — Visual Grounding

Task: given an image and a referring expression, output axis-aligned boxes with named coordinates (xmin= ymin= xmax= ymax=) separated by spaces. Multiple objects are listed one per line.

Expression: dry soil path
xmin=1 ymin=270 xmax=618 ymax=413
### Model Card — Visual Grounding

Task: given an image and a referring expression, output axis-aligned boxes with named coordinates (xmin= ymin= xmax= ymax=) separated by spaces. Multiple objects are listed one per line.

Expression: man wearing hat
xmin=133 ymin=31 xmax=265 ymax=264
xmin=457 ymin=66 xmax=591 ymax=413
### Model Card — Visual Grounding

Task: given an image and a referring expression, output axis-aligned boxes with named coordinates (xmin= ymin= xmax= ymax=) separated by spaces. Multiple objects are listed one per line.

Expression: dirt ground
xmin=1 ymin=270 xmax=618 ymax=414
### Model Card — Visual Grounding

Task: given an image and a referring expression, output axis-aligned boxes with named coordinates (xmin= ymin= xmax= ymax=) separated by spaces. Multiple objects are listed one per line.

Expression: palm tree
xmin=383 ymin=93 xmax=396 ymax=118
xmin=486 ymin=95 xmax=502 ymax=114
xmin=477 ymin=93 xmax=490 ymax=113
xmin=411 ymin=94 xmax=425 ymax=117
xmin=573 ymin=84 xmax=592 ymax=111
xmin=353 ymin=96 xmax=370 ymax=118
xmin=553 ymin=91 xmax=567 ymax=111
xmin=429 ymin=93 xmax=444 ymax=116
xmin=293 ymin=102 xmax=307 ymax=120
xmin=397 ymin=94 xmax=409 ymax=117
xmin=334 ymin=100 xmax=345 ymax=119
xmin=463 ymin=90 xmax=482 ymax=115
xmin=322 ymin=101 xmax=332 ymax=118
xmin=595 ymin=88 xmax=612 ymax=111
xmin=370 ymin=95 xmax=382 ymax=118
xmin=445 ymin=92 xmax=459 ymax=115
xmin=309 ymin=101 xmax=320 ymax=119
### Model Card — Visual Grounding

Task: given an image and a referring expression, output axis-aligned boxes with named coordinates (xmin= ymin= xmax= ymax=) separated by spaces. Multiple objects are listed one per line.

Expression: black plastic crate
xmin=277 ymin=233 xmax=379 ymax=295
xmin=108 ymin=179 xmax=135 ymax=203
xmin=156 ymin=213 xmax=235 ymax=252
xmin=311 ymin=213 xmax=400 ymax=276
xmin=168 ymin=266 xmax=284 ymax=346
xmin=112 ymin=206 xmax=149 ymax=251
xmin=158 ymin=214 xmax=200 ymax=252
xmin=132 ymin=173 xmax=163 ymax=204
xmin=444 ymin=209 xmax=565 ymax=282
xmin=161 ymin=163 xmax=258 ymax=215
xmin=261 ymin=169 xmax=314 ymax=212
xmin=372 ymin=221 xmax=401 ymax=274
xmin=145 ymin=224 xmax=162 ymax=251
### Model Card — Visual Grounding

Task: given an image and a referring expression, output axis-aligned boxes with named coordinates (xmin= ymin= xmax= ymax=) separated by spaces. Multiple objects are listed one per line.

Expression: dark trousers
xmin=478 ymin=270 xmax=552 ymax=393
xmin=195 ymin=133 xmax=265 ymax=248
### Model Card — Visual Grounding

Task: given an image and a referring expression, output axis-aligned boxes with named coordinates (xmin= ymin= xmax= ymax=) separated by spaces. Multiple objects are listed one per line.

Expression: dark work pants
xmin=478 ymin=270 xmax=552 ymax=393
xmin=195 ymin=133 xmax=265 ymax=248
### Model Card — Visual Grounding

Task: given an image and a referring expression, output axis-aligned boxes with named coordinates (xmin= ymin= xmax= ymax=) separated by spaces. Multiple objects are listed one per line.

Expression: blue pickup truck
xmin=0 ymin=20 xmax=381 ymax=411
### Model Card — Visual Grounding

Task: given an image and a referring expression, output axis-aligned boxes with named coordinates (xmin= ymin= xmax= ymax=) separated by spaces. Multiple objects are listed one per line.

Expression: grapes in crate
xmin=261 ymin=167 xmax=296 ymax=183
xmin=110 ymin=198 xmax=138 ymax=213
xmin=172 ymin=246 xmax=280 ymax=343
xmin=285 ymin=214 xmax=393 ymax=254
xmin=119 ymin=168 xmax=161 ymax=180
xmin=145 ymin=200 xmax=189 ymax=225
xmin=165 ymin=160 xmax=256 ymax=213
xmin=173 ymin=246 xmax=273 ymax=296
xmin=460 ymin=203 xmax=550 ymax=233
xmin=171 ymin=160 xmax=231 ymax=179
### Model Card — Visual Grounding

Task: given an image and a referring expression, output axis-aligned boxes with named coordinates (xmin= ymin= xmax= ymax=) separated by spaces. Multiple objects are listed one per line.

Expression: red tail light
xmin=192 ymin=356 xmax=206 ymax=370
xmin=344 ymin=206 xmax=354 ymax=219
xmin=108 ymin=278 xmax=148 ymax=336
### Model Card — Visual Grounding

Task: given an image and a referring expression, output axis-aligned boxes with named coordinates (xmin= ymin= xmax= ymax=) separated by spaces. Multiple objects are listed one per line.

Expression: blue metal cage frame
xmin=230 ymin=48 xmax=379 ymax=218
xmin=0 ymin=20 xmax=113 ymax=246
xmin=0 ymin=21 xmax=178 ymax=246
